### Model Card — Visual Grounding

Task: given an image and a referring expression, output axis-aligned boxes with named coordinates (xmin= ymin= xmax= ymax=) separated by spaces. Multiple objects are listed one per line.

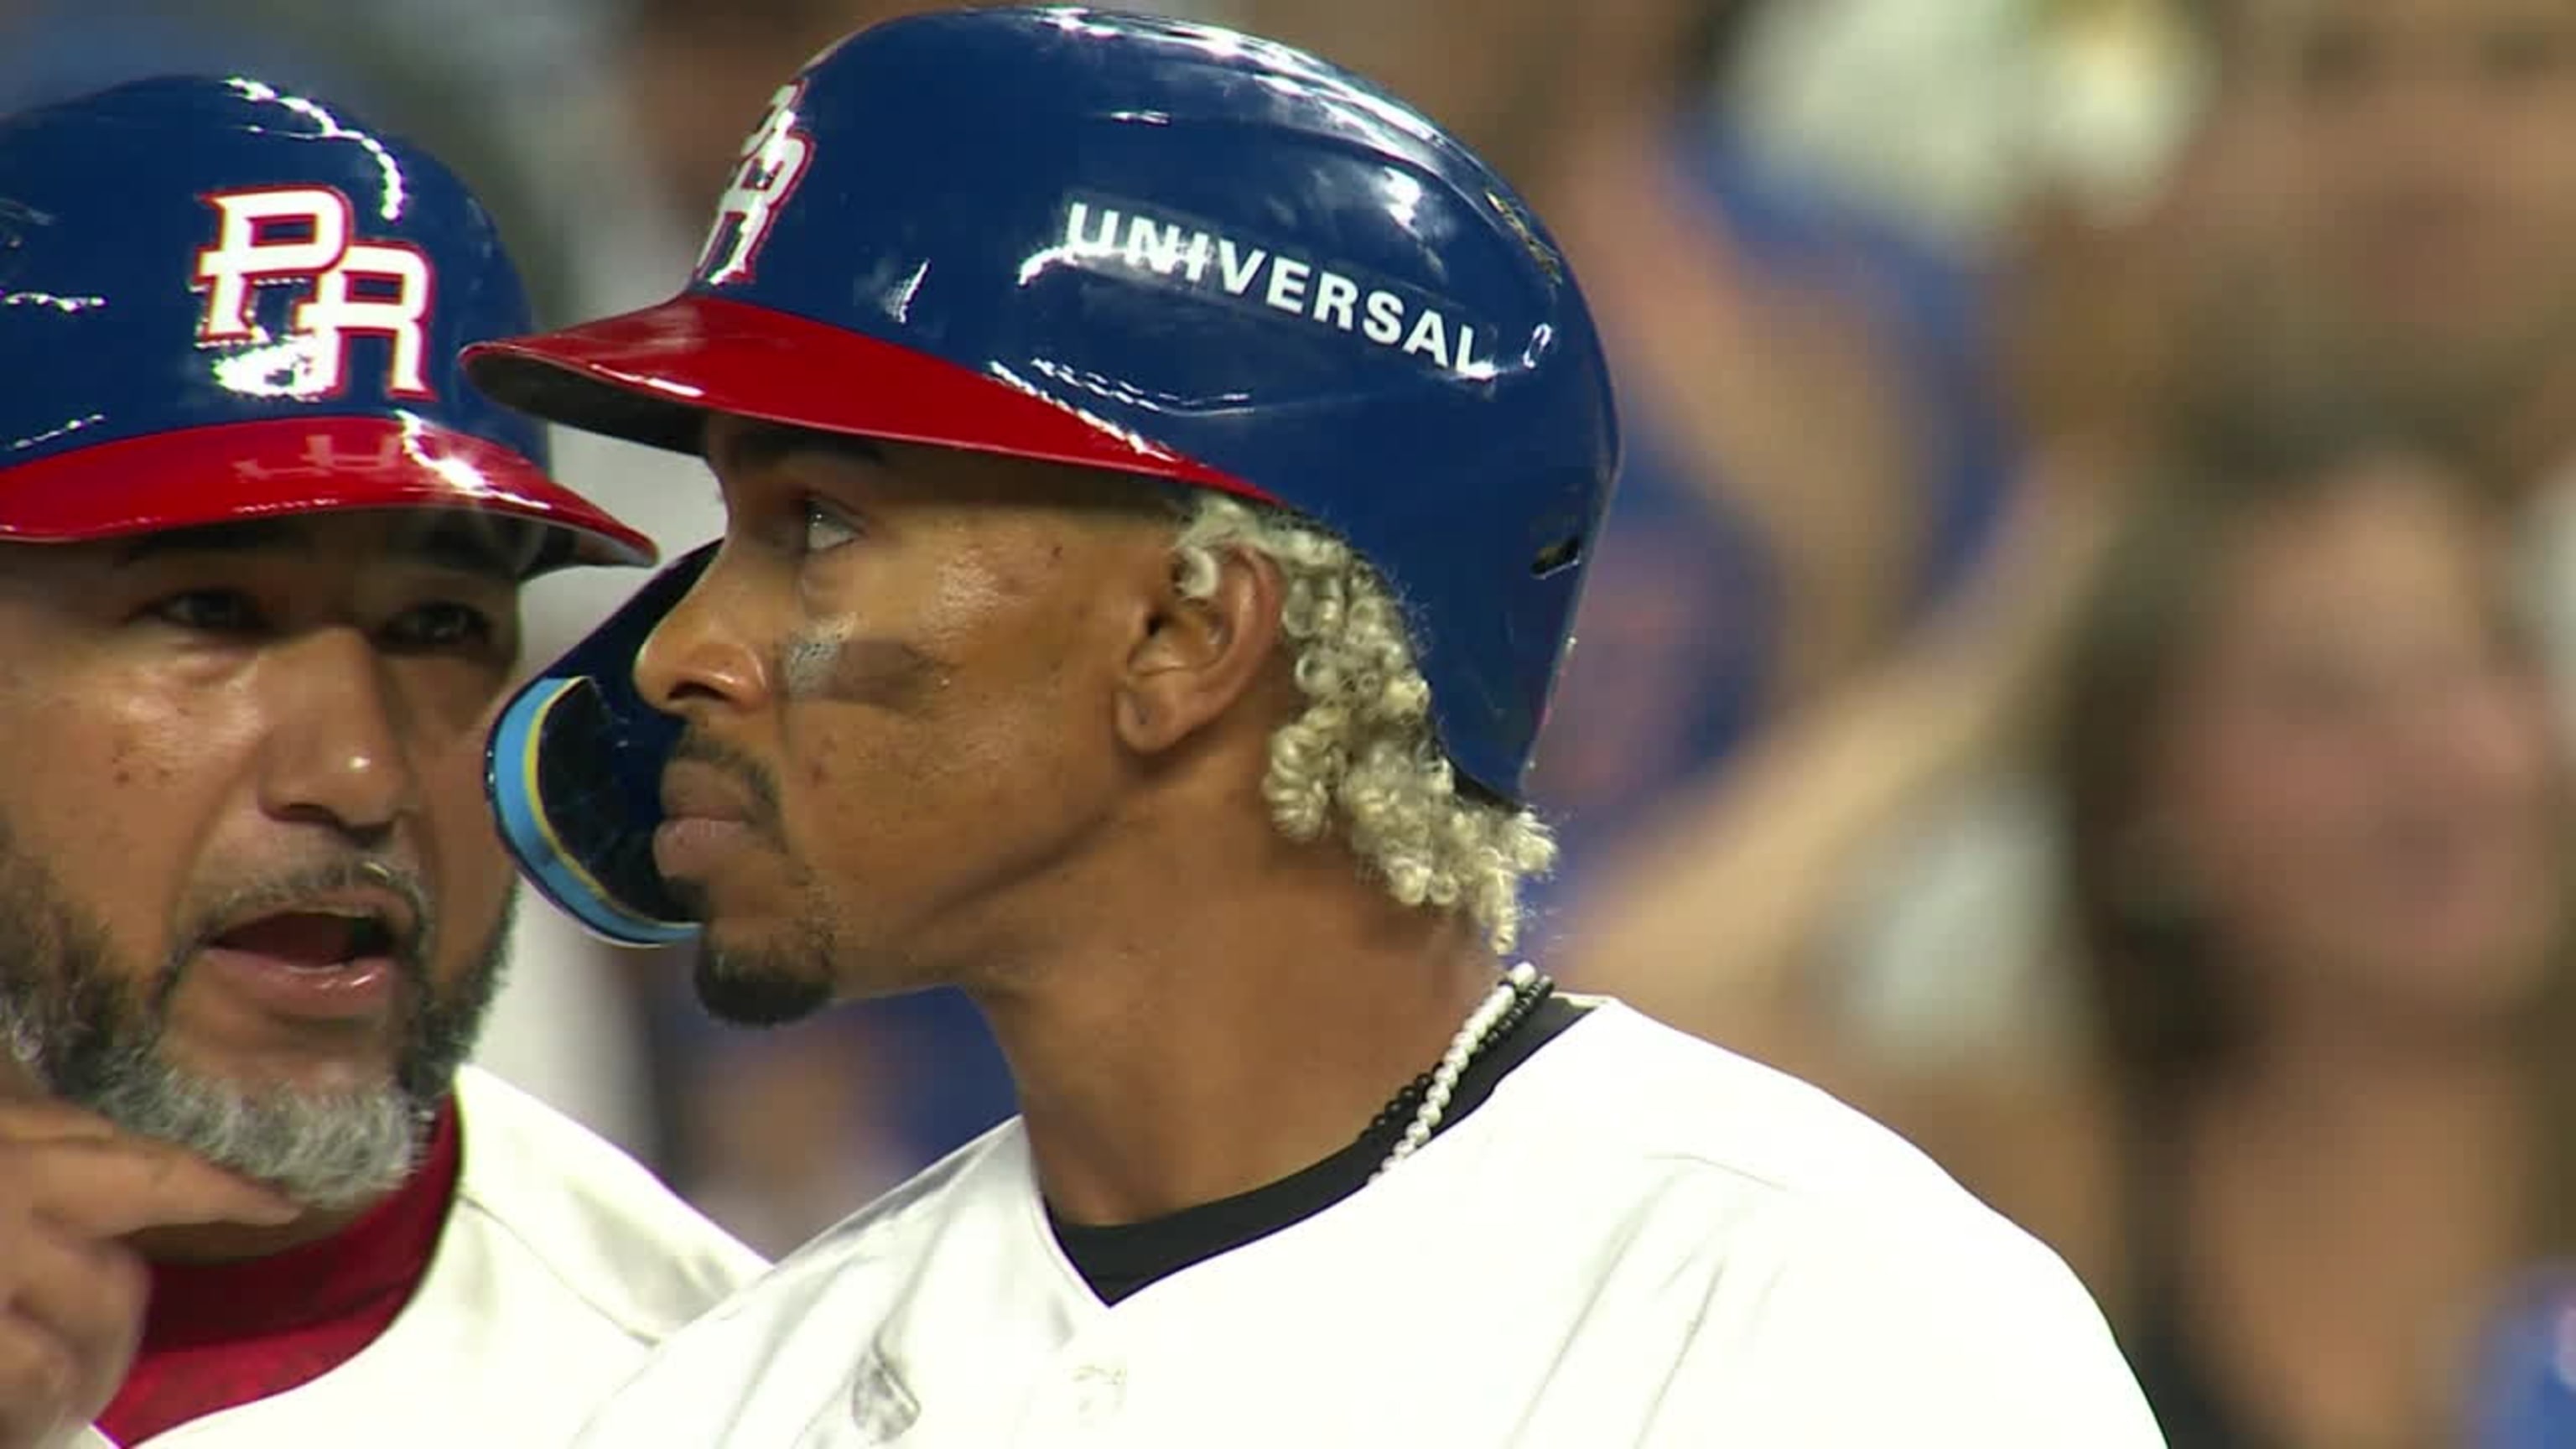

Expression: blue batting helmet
xmin=467 ymin=6 xmax=1619 ymax=946
xmin=0 ymin=75 xmax=655 ymax=570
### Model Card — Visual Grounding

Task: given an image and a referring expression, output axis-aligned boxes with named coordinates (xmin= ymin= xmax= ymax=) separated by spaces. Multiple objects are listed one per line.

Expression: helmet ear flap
xmin=486 ymin=543 xmax=718 ymax=946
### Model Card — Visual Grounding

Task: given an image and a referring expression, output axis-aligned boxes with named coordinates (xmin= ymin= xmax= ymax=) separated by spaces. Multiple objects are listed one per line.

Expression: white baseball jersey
xmin=65 ymin=1066 xmax=766 ymax=1449
xmin=570 ymin=1000 xmax=2166 ymax=1446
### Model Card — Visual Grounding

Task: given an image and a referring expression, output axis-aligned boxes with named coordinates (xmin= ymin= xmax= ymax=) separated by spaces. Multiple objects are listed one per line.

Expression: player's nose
xmin=634 ymin=540 xmax=771 ymax=719
xmin=256 ymin=626 xmax=420 ymax=843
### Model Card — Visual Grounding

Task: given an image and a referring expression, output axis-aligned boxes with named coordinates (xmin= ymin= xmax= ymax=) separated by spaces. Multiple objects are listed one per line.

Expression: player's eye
xmin=383 ymin=601 xmax=500 ymax=654
xmin=2296 ymin=25 xmax=2376 ymax=101
xmin=145 ymin=589 xmax=269 ymax=636
xmin=802 ymin=497 xmax=863 ymax=555
xmin=2480 ymin=20 xmax=2572 ymax=86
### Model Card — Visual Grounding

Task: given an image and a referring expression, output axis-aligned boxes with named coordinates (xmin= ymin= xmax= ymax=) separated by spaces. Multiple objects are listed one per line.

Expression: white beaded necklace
xmin=1371 ymin=961 xmax=1542 ymax=1181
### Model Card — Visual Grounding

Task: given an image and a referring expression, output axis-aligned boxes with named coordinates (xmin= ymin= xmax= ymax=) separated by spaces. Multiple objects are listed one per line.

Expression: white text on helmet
xmin=1060 ymin=200 xmax=1492 ymax=378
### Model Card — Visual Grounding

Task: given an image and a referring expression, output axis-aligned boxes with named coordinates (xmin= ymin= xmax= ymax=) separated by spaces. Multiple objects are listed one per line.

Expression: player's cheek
xmin=13 ymin=700 xmax=231 ymax=968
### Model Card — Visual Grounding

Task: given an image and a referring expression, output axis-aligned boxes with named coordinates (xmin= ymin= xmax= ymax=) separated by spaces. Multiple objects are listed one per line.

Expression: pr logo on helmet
xmin=191 ymin=185 xmax=436 ymax=400
xmin=697 ymin=81 xmax=814 ymax=287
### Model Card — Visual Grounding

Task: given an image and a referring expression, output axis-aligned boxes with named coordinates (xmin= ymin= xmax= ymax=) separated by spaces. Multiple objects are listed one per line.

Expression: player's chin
xmin=689 ymin=927 xmax=837 ymax=1028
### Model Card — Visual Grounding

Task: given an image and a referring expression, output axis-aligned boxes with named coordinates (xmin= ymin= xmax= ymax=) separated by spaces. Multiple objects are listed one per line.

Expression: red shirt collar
xmin=138 ymin=1095 xmax=463 ymax=1349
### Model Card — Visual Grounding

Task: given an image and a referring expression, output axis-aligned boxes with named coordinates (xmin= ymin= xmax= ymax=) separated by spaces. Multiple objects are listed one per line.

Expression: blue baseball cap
xmin=0 ymin=75 xmax=655 ymax=572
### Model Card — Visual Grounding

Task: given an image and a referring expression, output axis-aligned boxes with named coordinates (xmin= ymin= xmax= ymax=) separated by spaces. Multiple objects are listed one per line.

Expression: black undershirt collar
xmin=1047 ymin=993 xmax=1588 ymax=1306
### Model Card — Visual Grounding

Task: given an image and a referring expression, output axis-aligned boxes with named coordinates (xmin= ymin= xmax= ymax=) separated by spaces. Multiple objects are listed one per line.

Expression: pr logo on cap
xmin=191 ymin=185 xmax=437 ymax=401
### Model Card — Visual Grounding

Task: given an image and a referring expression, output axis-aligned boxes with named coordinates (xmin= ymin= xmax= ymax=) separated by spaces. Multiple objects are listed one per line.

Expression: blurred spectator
xmin=1212 ymin=0 xmax=2022 ymax=934
xmin=1730 ymin=0 xmax=2208 ymax=250
xmin=2170 ymin=0 xmax=2576 ymax=492
xmin=2165 ymin=0 xmax=2576 ymax=736
xmin=1571 ymin=10 xmax=2576 ymax=1436
xmin=1611 ymin=0 xmax=2576 ymax=1082
xmin=2062 ymin=420 xmax=2573 ymax=1447
xmin=1577 ymin=409 xmax=2576 ymax=1447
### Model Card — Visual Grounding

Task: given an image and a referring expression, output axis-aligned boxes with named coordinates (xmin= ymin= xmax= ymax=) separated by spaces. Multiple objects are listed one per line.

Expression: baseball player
xmin=0 ymin=77 xmax=762 ymax=1447
xmin=470 ymin=9 xmax=2164 ymax=1445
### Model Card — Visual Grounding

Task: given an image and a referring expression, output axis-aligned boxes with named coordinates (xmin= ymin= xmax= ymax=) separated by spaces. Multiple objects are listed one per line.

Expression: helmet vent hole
xmin=1530 ymin=535 xmax=1581 ymax=578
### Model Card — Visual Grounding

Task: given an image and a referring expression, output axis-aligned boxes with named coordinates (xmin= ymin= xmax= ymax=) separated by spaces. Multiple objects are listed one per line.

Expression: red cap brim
xmin=0 ymin=416 xmax=657 ymax=570
xmin=461 ymin=294 xmax=1268 ymax=502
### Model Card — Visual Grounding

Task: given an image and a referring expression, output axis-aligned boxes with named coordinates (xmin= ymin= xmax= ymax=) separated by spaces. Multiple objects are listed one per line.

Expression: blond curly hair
xmin=1170 ymin=492 xmax=1555 ymax=954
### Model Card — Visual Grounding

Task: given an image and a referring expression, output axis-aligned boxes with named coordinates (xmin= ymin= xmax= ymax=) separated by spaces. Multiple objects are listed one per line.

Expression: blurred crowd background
xmin=15 ymin=0 xmax=2576 ymax=1441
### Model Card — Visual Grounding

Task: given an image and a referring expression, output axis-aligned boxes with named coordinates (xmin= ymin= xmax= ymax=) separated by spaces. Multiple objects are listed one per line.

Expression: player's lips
xmin=195 ymin=887 xmax=418 ymax=1022
xmin=656 ymin=762 xmax=759 ymax=880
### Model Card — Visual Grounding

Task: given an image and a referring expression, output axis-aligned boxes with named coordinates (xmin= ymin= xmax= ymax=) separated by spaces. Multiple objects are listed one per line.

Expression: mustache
xmin=664 ymin=730 xmax=787 ymax=843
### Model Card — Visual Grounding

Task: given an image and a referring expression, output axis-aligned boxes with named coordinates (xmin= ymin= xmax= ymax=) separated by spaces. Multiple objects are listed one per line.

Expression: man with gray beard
xmin=0 ymin=76 xmax=761 ymax=1448
xmin=0 ymin=833 xmax=501 ymax=1211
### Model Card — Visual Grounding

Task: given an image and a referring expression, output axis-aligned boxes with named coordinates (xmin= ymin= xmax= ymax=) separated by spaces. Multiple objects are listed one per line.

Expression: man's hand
xmin=0 ymin=1100 xmax=297 ymax=1449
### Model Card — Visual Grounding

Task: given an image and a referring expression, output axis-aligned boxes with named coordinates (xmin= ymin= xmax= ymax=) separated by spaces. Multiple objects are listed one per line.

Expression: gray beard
xmin=0 ymin=818 xmax=512 ymax=1210
xmin=75 ymin=1053 xmax=428 ymax=1210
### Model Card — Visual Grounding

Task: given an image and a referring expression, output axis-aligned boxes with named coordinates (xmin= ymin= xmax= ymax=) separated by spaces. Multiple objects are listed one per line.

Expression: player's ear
xmin=1112 ymin=535 xmax=1284 ymax=759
